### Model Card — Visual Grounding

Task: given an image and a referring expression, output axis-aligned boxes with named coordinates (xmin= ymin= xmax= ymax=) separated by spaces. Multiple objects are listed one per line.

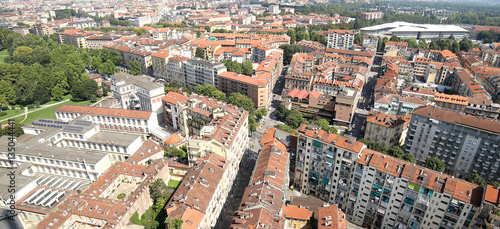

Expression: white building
xmin=54 ymin=104 xmax=159 ymax=134
xmin=269 ymin=5 xmax=280 ymax=14
xmin=109 ymin=72 xmax=165 ymax=116
xmin=360 ymin=21 xmax=468 ymax=39
xmin=184 ymin=58 xmax=227 ymax=88
xmin=327 ymin=29 xmax=355 ymax=50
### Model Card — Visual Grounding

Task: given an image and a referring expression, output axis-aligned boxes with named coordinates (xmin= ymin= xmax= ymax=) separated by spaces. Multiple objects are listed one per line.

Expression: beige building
xmin=85 ymin=35 xmax=120 ymax=49
xmin=364 ymin=112 xmax=406 ymax=148
xmin=361 ymin=12 xmax=384 ymax=20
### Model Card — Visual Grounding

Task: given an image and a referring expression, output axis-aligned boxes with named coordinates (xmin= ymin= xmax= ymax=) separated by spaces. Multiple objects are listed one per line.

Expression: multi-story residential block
xmin=109 ymin=72 xmax=165 ymax=115
xmin=283 ymin=53 xmax=315 ymax=95
xmin=54 ymin=105 xmax=159 ymax=134
xmin=327 ymin=30 xmax=355 ymax=50
xmin=85 ymin=35 xmax=120 ymax=49
xmin=365 ymin=112 xmax=407 ymax=148
xmin=165 ymin=153 xmax=230 ymax=229
xmin=361 ymin=12 xmax=384 ymax=20
xmin=404 ymin=105 xmax=500 ymax=181
xmin=29 ymin=23 xmax=53 ymax=37
xmin=384 ymin=41 xmax=408 ymax=57
xmin=184 ymin=57 xmax=227 ymax=88
xmin=218 ymin=71 xmax=271 ymax=109
xmin=348 ymin=148 xmax=482 ymax=229
xmin=162 ymin=92 xmax=188 ymax=132
xmin=37 ymin=160 xmax=170 ymax=229
xmin=167 ymin=56 xmax=189 ymax=86
xmin=151 ymin=52 xmax=170 ymax=80
xmin=105 ymin=44 xmax=153 ymax=75
xmin=269 ymin=5 xmax=280 ymax=14
xmin=483 ymin=50 xmax=500 ymax=68
xmin=294 ymin=124 xmax=365 ymax=210
xmin=374 ymin=93 xmax=429 ymax=115
xmin=318 ymin=204 xmax=347 ymax=229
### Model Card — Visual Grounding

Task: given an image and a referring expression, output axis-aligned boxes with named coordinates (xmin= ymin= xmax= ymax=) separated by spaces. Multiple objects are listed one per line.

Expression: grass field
xmin=0 ymin=49 xmax=8 ymax=63
xmin=1 ymin=98 xmax=100 ymax=125
xmin=167 ymin=180 xmax=181 ymax=189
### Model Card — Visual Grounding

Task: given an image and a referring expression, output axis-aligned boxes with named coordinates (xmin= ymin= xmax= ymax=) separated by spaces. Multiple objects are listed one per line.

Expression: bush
xmin=130 ymin=212 xmax=140 ymax=224
xmin=0 ymin=111 xmax=6 ymax=117
xmin=117 ymin=193 xmax=126 ymax=199
xmin=27 ymin=105 xmax=34 ymax=109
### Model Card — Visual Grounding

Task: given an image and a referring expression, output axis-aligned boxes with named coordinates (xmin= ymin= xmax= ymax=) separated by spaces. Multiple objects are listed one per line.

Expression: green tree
xmin=255 ymin=108 xmax=268 ymax=120
xmin=204 ymin=26 xmax=210 ymax=32
xmin=33 ymin=84 xmax=51 ymax=104
xmin=315 ymin=119 xmax=336 ymax=133
xmin=242 ymin=61 xmax=253 ymax=75
xmin=296 ymin=30 xmax=309 ymax=42
xmin=279 ymin=44 xmax=303 ymax=65
xmin=196 ymin=30 xmax=201 ymax=38
xmin=274 ymin=124 xmax=298 ymax=135
xmin=286 ymin=110 xmax=305 ymax=128
xmin=0 ymin=94 xmax=7 ymax=107
xmin=418 ymin=39 xmax=428 ymax=49
xmin=51 ymin=85 xmax=64 ymax=101
xmin=0 ymin=80 xmax=17 ymax=104
xmin=354 ymin=33 xmax=364 ymax=45
xmin=117 ymin=193 xmax=126 ymax=199
xmin=101 ymin=81 xmax=108 ymax=96
xmin=193 ymin=84 xmax=225 ymax=101
xmin=149 ymin=178 xmax=168 ymax=200
xmin=403 ymin=153 xmax=416 ymax=163
xmin=448 ymin=34 xmax=455 ymax=40
xmin=0 ymin=122 xmax=24 ymax=137
xmin=276 ymin=104 xmax=289 ymax=121
xmin=228 ymin=93 xmax=254 ymax=113
xmin=490 ymin=181 xmax=500 ymax=187
xmin=425 ymin=157 xmax=445 ymax=172
xmin=467 ymin=173 xmax=485 ymax=185
xmin=389 ymin=146 xmax=405 ymax=159
xmin=287 ymin=29 xmax=296 ymax=44
xmin=429 ymin=41 xmax=438 ymax=50
xmin=195 ymin=47 xmax=205 ymax=58
xmin=249 ymin=116 xmax=257 ymax=133
xmin=130 ymin=61 xmax=142 ymax=75
xmin=390 ymin=35 xmax=401 ymax=42
xmin=98 ymin=59 xmax=116 ymax=76
xmin=451 ymin=41 xmax=460 ymax=53
xmin=166 ymin=147 xmax=187 ymax=158
xmin=166 ymin=217 xmax=183 ymax=229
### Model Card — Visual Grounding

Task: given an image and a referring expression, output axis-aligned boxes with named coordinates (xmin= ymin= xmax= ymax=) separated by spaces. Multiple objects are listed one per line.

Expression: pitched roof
xmin=282 ymin=205 xmax=313 ymax=220
xmin=412 ymin=105 xmax=500 ymax=134
xmin=162 ymin=92 xmax=188 ymax=105
xmin=164 ymin=133 xmax=182 ymax=146
xmin=54 ymin=105 xmax=152 ymax=119
xmin=318 ymin=204 xmax=347 ymax=229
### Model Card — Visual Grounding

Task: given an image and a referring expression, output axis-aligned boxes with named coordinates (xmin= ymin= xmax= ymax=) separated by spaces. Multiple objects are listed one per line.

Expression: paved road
xmin=215 ymin=143 xmax=259 ymax=229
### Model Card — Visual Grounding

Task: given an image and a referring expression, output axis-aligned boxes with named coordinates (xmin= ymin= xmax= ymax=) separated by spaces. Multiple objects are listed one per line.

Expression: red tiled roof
xmin=282 ymin=205 xmax=313 ymax=220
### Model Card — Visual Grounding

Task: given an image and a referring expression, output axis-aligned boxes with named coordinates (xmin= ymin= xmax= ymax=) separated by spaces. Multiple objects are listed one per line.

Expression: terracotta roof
xmin=162 ymin=92 xmax=188 ymax=105
xmin=54 ymin=105 xmax=152 ymax=120
xmin=484 ymin=185 xmax=500 ymax=205
xmin=164 ymin=133 xmax=182 ymax=146
xmin=318 ymin=204 xmax=347 ymax=229
xmin=125 ymin=140 xmax=163 ymax=164
xmin=298 ymin=124 xmax=364 ymax=153
xmin=152 ymin=52 xmax=170 ymax=59
xmin=218 ymin=71 xmax=268 ymax=86
xmin=412 ymin=105 xmax=500 ymax=134
xmin=282 ymin=205 xmax=313 ymax=220
xmin=366 ymin=112 xmax=406 ymax=128
xmin=252 ymin=135 xmax=289 ymax=189
xmin=434 ymin=93 xmax=468 ymax=106
xmin=357 ymin=148 xmax=483 ymax=205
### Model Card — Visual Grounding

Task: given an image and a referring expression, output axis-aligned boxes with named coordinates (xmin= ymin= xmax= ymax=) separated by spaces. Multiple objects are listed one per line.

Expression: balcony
xmin=354 ymin=170 xmax=363 ymax=178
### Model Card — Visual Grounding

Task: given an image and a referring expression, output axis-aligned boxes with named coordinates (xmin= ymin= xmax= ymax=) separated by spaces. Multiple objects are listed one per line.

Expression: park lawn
xmin=167 ymin=180 xmax=181 ymax=189
xmin=0 ymin=108 xmax=25 ymax=121
xmin=45 ymin=94 xmax=73 ymax=105
xmin=0 ymin=49 xmax=8 ymax=63
xmin=1 ymin=98 xmax=101 ymax=125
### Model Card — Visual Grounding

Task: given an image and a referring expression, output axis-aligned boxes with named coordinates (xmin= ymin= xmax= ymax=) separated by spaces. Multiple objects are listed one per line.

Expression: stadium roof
xmin=360 ymin=21 xmax=468 ymax=33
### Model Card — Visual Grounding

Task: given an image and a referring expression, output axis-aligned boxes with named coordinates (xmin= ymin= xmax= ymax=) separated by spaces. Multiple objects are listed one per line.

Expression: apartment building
xmin=365 ymin=112 xmax=407 ymax=148
xmin=167 ymin=56 xmax=189 ymax=86
xmin=282 ymin=205 xmax=314 ymax=229
xmin=374 ymin=93 xmax=428 ymax=115
xmin=184 ymin=57 xmax=227 ymax=88
xmin=85 ymin=35 xmax=120 ymax=49
xmin=283 ymin=53 xmax=315 ymax=95
xmin=29 ymin=23 xmax=54 ymax=37
xmin=294 ymin=124 xmax=365 ymax=210
xmin=105 ymin=44 xmax=153 ymax=75
xmin=165 ymin=154 xmax=230 ymax=229
xmin=218 ymin=71 xmax=271 ymax=109
xmin=54 ymin=105 xmax=159 ymax=134
xmin=384 ymin=41 xmax=408 ymax=57
xmin=361 ymin=12 xmax=384 ymax=20
xmin=151 ymin=52 xmax=170 ymax=80
xmin=483 ymin=50 xmax=500 ymax=68
xmin=327 ymin=30 xmax=355 ymax=50
xmin=479 ymin=185 xmax=500 ymax=229
xmin=162 ymin=92 xmax=188 ymax=132
xmin=37 ymin=160 xmax=170 ymax=229
xmin=404 ymin=105 xmax=500 ymax=182
xmin=348 ymin=148 xmax=482 ymax=229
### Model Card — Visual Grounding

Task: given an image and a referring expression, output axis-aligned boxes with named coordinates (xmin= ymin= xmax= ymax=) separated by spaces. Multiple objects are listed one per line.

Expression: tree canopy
xmin=425 ymin=157 xmax=445 ymax=172
xmin=130 ymin=61 xmax=142 ymax=75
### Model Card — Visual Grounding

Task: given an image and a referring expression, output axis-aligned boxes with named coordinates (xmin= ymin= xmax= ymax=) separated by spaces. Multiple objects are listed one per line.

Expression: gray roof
xmin=87 ymin=130 xmax=142 ymax=146
xmin=187 ymin=58 xmax=226 ymax=68
xmin=0 ymin=136 xmax=108 ymax=164
xmin=0 ymin=166 xmax=36 ymax=200
xmin=111 ymin=72 xmax=163 ymax=90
